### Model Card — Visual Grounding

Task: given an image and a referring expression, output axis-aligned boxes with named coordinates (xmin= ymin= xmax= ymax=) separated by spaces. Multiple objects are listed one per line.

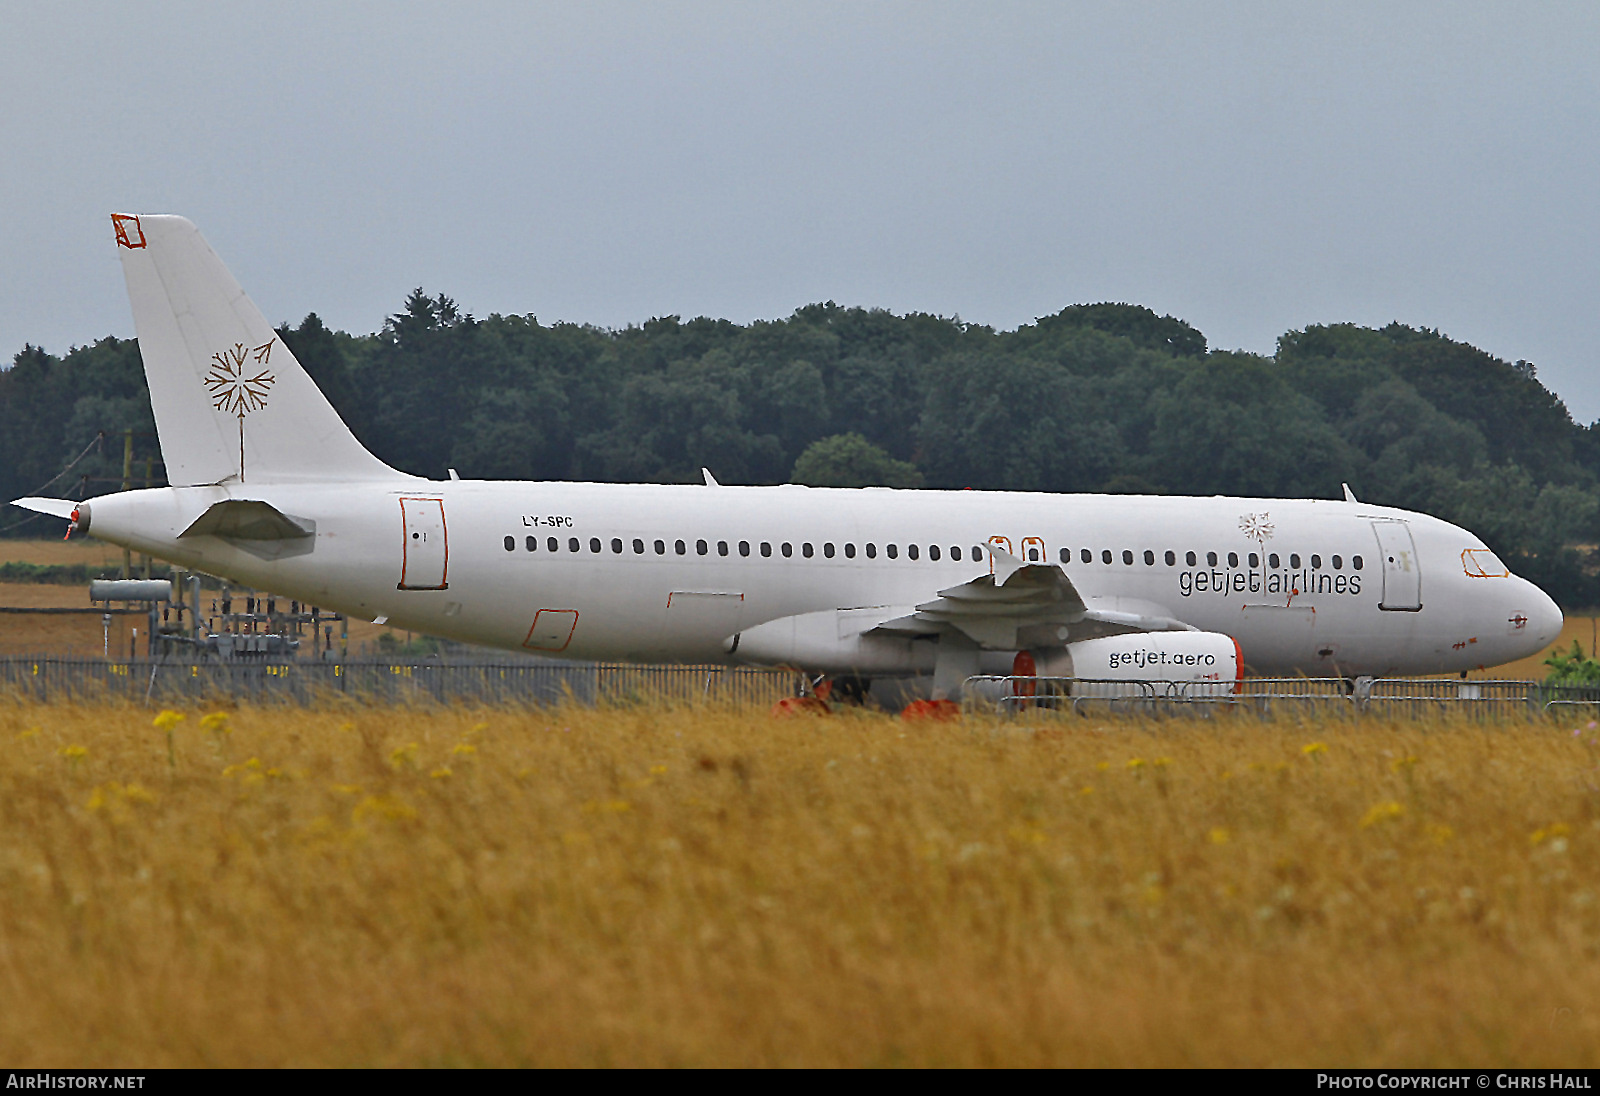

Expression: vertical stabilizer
xmin=112 ymin=213 xmax=398 ymax=486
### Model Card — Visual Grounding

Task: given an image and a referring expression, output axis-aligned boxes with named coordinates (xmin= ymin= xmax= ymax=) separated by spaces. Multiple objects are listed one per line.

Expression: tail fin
xmin=112 ymin=213 xmax=398 ymax=486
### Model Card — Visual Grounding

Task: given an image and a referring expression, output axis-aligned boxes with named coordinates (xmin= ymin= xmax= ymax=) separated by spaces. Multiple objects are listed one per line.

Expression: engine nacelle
xmin=728 ymin=607 xmax=936 ymax=675
xmin=1045 ymin=631 xmax=1242 ymax=698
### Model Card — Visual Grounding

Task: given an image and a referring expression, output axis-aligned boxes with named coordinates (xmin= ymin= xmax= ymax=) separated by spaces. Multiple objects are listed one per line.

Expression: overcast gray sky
xmin=4 ymin=2 xmax=1598 ymax=419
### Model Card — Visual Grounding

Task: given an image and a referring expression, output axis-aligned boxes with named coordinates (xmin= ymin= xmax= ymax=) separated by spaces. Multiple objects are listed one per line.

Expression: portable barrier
xmin=0 ymin=656 xmax=805 ymax=708
xmin=964 ymin=674 xmax=1600 ymax=719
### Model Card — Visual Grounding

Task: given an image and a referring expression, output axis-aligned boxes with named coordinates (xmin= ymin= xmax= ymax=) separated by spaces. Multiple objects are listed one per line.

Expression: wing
xmin=868 ymin=547 xmax=1194 ymax=649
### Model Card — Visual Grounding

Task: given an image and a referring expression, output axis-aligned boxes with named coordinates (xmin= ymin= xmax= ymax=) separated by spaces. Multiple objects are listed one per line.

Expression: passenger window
xmin=761 ymin=542 xmax=772 ymax=557
xmin=823 ymin=543 xmax=835 ymax=558
xmin=526 ymin=536 xmax=537 ymax=552
xmin=503 ymin=536 xmax=514 ymax=552
xmin=548 ymin=537 xmax=558 ymax=552
xmin=845 ymin=543 xmax=856 ymax=559
xmin=908 ymin=544 xmax=919 ymax=560
xmin=1185 ymin=551 xmax=1196 ymax=567
xmin=1332 ymin=554 xmax=1342 ymax=570
xmin=1353 ymin=555 xmax=1363 ymax=570
xmin=1290 ymin=553 xmax=1300 ymax=569
xmin=1101 ymin=550 xmax=1112 ymax=564
xmin=1059 ymin=547 xmax=1070 ymax=563
xmin=633 ymin=538 xmax=645 ymax=554
xmin=654 ymin=539 xmax=665 ymax=555
xmin=1143 ymin=550 xmax=1154 ymax=566
xmin=739 ymin=540 xmax=750 ymax=557
xmin=1248 ymin=552 xmax=1258 ymax=568
xmin=696 ymin=539 xmax=708 ymax=556
xmin=1269 ymin=552 xmax=1279 ymax=569
xmin=781 ymin=543 xmax=793 ymax=558
xmin=887 ymin=544 xmax=899 ymax=559
xmin=1206 ymin=551 xmax=1218 ymax=567
xmin=802 ymin=543 xmax=814 ymax=558
xmin=1311 ymin=554 xmax=1322 ymax=570
xmin=569 ymin=537 xmax=581 ymax=553
xmin=971 ymin=546 xmax=982 ymax=560
xmin=1122 ymin=550 xmax=1133 ymax=565
xmin=930 ymin=545 xmax=941 ymax=561
xmin=1227 ymin=552 xmax=1238 ymax=568
xmin=951 ymin=546 xmax=962 ymax=561
xmin=1081 ymin=548 xmax=1093 ymax=564
xmin=1164 ymin=550 xmax=1175 ymax=566
xmin=675 ymin=539 xmax=687 ymax=556
xmin=866 ymin=543 xmax=877 ymax=559
xmin=718 ymin=541 xmax=729 ymax=557
xmin=612 ymin=538 xmax=623 ymax=554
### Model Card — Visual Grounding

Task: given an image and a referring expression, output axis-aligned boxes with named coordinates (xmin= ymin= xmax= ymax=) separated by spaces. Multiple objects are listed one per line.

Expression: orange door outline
xmin=523 ymin=609 xmax=579 ymax=652
xmin=398 ymin=497 xmax=448 ymax=590
xmin=1021 ymin=536 xmax=1046 ymax=563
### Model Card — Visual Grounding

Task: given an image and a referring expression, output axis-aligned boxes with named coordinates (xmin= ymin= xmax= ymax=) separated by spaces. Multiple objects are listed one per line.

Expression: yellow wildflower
xmin=352 ymin=794 xmax=417 ymax=824
xmin=200 ymin=712 xmax=230 ymax=734
xmin=1209 ymin=827 xmax=1231 ymax=845
xmin=451 ymin=742 xmax=477 ymax=757
xmin=1360 ymin=801 xmax=1405 ymax=828
xmin=59 ymin=745 xmax=87 ymax=761
xmin=1126 ymin=758 xmax=1146 ymax=770
xmin=390 ymin=743 xmax=419 ymax=769
xmin=1302 ymin=742 xmax=1327 ymax=756
xmin=1531 ymin=823 xmax=1570 ymax=845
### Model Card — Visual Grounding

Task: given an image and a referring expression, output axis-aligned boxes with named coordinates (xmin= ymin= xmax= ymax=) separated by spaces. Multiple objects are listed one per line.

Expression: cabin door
xmin=398 ymin=497 xmax=449 ymax=590
xmin=1371 ymin=521 xmax=1421 ymax=611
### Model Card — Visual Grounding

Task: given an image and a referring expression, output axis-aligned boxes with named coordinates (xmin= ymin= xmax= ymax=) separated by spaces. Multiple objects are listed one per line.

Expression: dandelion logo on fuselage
xmin=204 ymin=341 xmax=276 ymax=480
xmin=1238 ymin=513 xmax=1274 ymax=547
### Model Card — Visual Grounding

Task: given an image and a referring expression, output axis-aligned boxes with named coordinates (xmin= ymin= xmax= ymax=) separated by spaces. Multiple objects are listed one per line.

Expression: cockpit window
xmin=1462 ymin=548 xmax=1509 ymax=578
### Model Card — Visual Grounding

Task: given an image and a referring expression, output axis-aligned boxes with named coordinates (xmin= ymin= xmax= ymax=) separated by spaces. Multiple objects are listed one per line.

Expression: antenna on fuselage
xmin=1342 ymin=482 xmax=1359 ymax=503
xmin=702 ymin=468 xmax=720 ymax=487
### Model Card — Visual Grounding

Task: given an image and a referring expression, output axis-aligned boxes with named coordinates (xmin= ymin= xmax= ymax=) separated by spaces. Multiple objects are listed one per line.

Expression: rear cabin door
xmin=1371 ymin=520 xmax=1420 ymax=611
xmin=398 ymin=498 xmax=449 ymax=590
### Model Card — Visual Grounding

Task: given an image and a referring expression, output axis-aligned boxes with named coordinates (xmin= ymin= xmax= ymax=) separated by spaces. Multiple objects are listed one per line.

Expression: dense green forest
xmin=5 ymin=295 xmax=1600 ymax=605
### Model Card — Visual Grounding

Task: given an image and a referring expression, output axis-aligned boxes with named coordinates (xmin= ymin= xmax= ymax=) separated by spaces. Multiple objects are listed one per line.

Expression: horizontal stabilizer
xmin=9 ymin=497 xmax=78 ymax=519
xmin=180 ymin=499 xmax=313 ymax=540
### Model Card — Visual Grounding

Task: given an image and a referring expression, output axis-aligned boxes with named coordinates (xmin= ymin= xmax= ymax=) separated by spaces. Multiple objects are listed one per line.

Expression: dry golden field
xmin=0 ymin=699 xmax=1597 ymax=1067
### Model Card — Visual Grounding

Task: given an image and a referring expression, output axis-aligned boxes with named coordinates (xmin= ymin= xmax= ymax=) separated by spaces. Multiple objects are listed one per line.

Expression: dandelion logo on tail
xmin=203 ymin=341 xmax=277 ymax=481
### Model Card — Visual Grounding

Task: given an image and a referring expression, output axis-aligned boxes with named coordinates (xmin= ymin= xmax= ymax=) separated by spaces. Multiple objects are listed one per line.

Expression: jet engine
xmin=1035 ymin=631 xmax=1242 ymax=698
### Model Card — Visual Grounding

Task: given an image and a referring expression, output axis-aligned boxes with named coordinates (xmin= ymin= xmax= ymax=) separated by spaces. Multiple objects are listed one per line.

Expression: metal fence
xmin=965 ymin=675 xmax=1600 ymax=719
xmin=4 ymin=656 xmax=1599 ymax=718
xmin=0 ymin=656 xmax=805 ymax=708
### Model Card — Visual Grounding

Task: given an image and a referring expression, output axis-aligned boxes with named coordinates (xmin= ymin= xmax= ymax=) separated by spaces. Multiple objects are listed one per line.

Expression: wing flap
xmin=864 ymin=547 xmax=1194 ymax=649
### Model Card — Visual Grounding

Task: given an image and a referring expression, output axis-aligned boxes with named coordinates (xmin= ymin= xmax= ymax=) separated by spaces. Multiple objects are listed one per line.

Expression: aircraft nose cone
xmin=1523 ymin=581 xmax=1564 ymax=650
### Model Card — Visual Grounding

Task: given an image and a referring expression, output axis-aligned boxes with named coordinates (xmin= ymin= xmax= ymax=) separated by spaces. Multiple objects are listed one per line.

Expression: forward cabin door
xmin=1371 ymin=520 xmax=1420 ymax=611
xmin=398 ymin=497 xmax=449 ymax=590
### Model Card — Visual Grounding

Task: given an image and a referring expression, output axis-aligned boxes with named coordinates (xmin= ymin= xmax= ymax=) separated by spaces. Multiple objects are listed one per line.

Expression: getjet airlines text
xmin=1179 ymin=567 xmax=1361 ymax=599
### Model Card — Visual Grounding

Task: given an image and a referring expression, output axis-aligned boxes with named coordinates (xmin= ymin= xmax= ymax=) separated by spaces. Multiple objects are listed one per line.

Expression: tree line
xmin=4 ymin=294 xmax=1600 ymax=606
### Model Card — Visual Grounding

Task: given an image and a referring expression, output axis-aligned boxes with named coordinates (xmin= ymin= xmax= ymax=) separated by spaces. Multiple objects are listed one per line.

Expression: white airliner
xmin=10 ymin=214 xmax=1565 ymax=698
